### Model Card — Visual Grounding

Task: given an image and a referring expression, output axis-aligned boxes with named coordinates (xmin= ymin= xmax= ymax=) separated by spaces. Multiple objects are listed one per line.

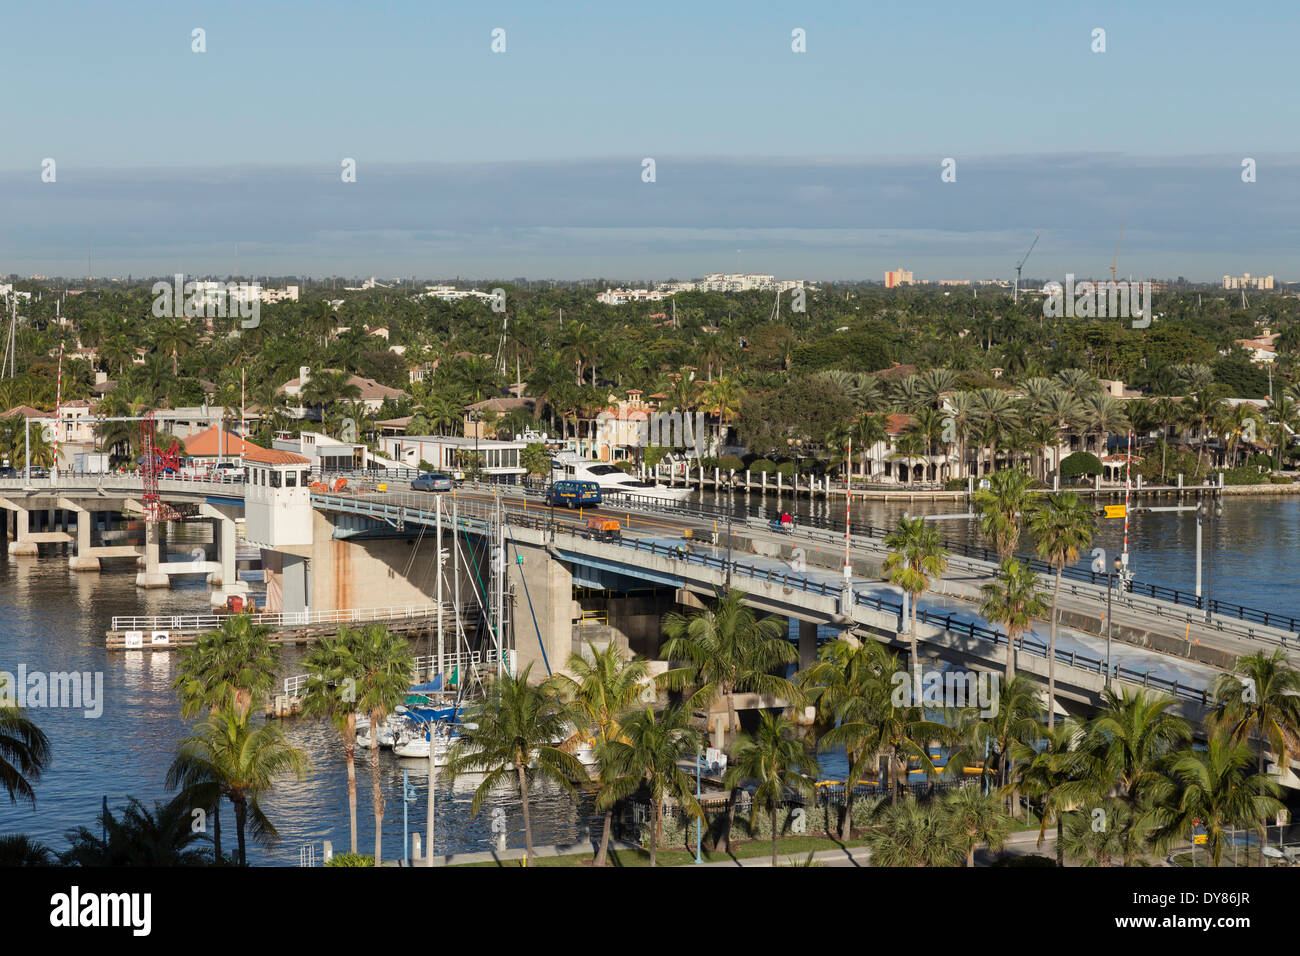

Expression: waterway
xmin=1 ymin=493 xmax=1296 ymax=863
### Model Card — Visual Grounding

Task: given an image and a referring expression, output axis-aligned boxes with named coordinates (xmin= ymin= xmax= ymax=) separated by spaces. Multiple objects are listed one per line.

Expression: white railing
xmin=0 ymin=473 xmax=245 ymax=492
xmin=111 ymin=603 xmax=453 ymax=633
xmin=282 ymin=648 xmax=499 ymax=695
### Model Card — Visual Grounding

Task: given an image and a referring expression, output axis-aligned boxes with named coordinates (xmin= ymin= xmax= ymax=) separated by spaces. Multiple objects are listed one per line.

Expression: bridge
xmin=6 ymin=472 xmax=1295 ymax=723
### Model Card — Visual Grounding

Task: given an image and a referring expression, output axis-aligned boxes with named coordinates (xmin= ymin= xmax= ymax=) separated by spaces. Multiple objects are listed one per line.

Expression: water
xmin=2 ymin=495 xmax=1296 ymax=863
xmin=0 ymin=527 xmax=598 ymax=864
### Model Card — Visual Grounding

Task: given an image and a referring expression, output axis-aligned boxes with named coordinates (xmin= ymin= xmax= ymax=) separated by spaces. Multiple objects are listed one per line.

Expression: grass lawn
xmin=457 ymin=833 xmax=871 ymax=867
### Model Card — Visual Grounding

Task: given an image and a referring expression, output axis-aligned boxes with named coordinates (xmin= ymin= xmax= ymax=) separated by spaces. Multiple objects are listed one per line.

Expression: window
xmin=285 ymin=470 xmax=297 ymax=487
xmin=270 ymin=469 xmax=281 ymax=488
xmin=302 ymin=470 xmax=311 ymax=485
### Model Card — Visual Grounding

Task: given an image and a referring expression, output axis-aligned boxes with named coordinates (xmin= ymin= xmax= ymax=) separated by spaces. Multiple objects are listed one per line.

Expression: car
xmin=210 ymin=461 xmax=244 ymax=482
xmin=412 ymin=472 xmax=454 ymax=492
xmin=545 ymin=480 xmax=601 ymax=508
xmin=0 ymin=465 xmax=17 ymax=479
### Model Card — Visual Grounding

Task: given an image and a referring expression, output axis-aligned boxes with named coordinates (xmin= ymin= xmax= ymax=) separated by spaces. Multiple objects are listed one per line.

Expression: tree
xmin=61 ymin=795 xmax=214 ymax=867
xmin=1149 ymin=734 xmax=1284 ymax=867
xmin=521 ymin=441 xmax=551 ymax=477
xmin=798 ymin=636 xmax=891 ymax=839
xmin=882 ymin=516 xmax=949 ymax=691
xmin=864 ymin=796 xmax=964 ymax=866
xmin=979 ymin=558 xmax=1048 ymax=682
xmin=724 ymin=711 xmax=820 ymax=866
xmin=973 ymin=466 xmax=1034 ymax=562
xmin=1208 ymin=650 xmax=1300 ymax=866
xmin=0 ymin=834 xmax=54 ymax=866
xmin=301 ymin=632 xmax=366 ymax=854
xmin=350 ymin=624 xmax=416 ymax=865
xmin=953 ymin=675 xmax=1041 ymax=812
xmin=0 ymin=681 xmax=50 ymax=807
xmin=547 ymin=641 xmax=649 ymax=866
xmin=172 ymin=613 xmax=277 ymax=719
xmin=601 ymin=704 xmax=703 ymax=867
xmin=1027 ymin=492 xmax=1094 ymax=728
xmin=1009 ymin=719 xmax=1094 ymax=865
xmin=657 ymin=589 xmax=801 ymax=744
xmin=168 ymin=707 xmax=308 ymax=865
xmin=447 ymin=664 xmax=585 ymax=867
xmin=942 ymin=785 xmax=1013 ymax=867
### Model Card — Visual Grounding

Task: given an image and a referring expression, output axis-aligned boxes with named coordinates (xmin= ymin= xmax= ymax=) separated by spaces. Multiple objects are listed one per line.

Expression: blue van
xmin=545 ymin=480 xmax=601 ymax=508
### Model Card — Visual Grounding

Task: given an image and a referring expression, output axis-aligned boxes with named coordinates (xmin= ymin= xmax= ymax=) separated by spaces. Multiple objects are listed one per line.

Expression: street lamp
xmin=1106 ymin=556 xmax=1121 ymax=690
xmin=1203 ymin=494 xmax=1223 ymax=623
xmin=695 ymin=745 xmax=703 ymax=864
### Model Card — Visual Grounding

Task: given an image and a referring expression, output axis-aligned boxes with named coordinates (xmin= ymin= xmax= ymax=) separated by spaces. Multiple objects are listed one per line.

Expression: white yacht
xmin=550 ymin=453 xmax=693 ymax=503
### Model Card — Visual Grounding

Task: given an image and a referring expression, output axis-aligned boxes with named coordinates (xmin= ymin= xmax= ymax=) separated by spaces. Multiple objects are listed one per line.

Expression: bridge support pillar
xmin=208 ymin=515 xmax=248 ymax=607
xmin=798 ymin=618 xmax=818 ymax=670
xmin=69 ymin=508 xmax=100 ymax=571
xmin=135 ymin=522 xmax=169 ymax=588
xmin=7 ymin=506 xmax=38 ymax=555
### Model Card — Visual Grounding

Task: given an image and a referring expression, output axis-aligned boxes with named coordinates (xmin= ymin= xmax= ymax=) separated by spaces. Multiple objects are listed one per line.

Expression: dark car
xmin=412 ymin=472 xmax=454 ymax=492
xmin=0 ymin=465 xmax=17 ymax=479
xmin=545 ymin=480 xmax=601 ymax=508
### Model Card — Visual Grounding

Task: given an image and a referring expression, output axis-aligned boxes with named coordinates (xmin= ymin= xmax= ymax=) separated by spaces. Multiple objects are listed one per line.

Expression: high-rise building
xmin=885 ymin=268 xmax=914 ymax=288
xmin=1223 ymin=273 xmax=1274 ymax=291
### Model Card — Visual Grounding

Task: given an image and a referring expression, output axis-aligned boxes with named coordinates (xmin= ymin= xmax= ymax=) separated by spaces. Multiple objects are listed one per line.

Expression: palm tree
xmin=1060 ymin=800 xmax=1147 ymax=866
xmin=1152 ymin=398 xmax=1183 ymax=481
xmin=351 ymin=624 xmax=415 ymax=865
xmin=0 ymin=683 xmax=50 ymax=807
xmin=1264 ymin=391 xmax=1300 ymax=471
xmin=973 ymin=466 xmax=1034 ymax=563
xmin=1009 ymin=719 xmax=1095 ymax=865
xmin=864 ymin=796 xmax=964 ymax=866
xmin=724 ymin=711 xmax=820 ymax=866
xmin=301 ymin=632 xmax=366 ymax=854
xmin=0 ymin=833 xmax=54 ymax=866
xmin=1208 ymin=650 xmax=1300 ymax=865
xmin=172 ymin=613 xmax=278 ymax=719
xmin=882 ymin=516 xmax=949 ymax=687
xmin=601 ymin=704 xmax=703 ymax=867
xmin=547 ymin=641 xmax=650 ymax=866
xmin=953 ymin=675 xmax=1041 ymax=812
xmin=657 ymin=589 xmax=801 ymax=745
xmin=61 ymin=795 xmax=214 ymax=866
xmin=447 ymin=664 xmax=586 ymax=867
xmin=1149 ymin=733 xmax=1284 ymax=867
xmin=942 ymin=785 xmax=1013 ymax=867
xmin=798 ymin=636 xmax=891 ymax=839
xmin=168 ymin=707 xmax=308 ymax=865
xmin=1037 ymin=387 xmax=1082 ymax=483
xmin=1085 ymin=687 xmax=1191 ymax=863
xmin=852 ymin=413 xmax=888 ymax=481
xmin=980 ymin=559 xmax=1048 ymax=682
xmin=1027 ymin=492 xmax=1094 ymax=728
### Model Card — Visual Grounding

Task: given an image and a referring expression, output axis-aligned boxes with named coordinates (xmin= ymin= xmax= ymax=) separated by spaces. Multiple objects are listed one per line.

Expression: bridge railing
xmin=111 ymin=603 xmax=450 ymax=633
xmin=282 ymin=648 xmax=499 ymax=696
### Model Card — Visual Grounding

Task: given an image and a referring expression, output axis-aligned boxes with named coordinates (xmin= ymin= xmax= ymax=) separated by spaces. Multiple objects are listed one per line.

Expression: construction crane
xmin=1111 ymin=220 xmax=1125 ymax=283
xmin=1013 ymin=233 xmax=1039 ymax=304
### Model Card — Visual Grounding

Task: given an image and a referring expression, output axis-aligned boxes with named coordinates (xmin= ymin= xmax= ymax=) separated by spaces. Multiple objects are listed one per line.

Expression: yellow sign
xmin=1104 ymin=505 xmax=1127 ymax=519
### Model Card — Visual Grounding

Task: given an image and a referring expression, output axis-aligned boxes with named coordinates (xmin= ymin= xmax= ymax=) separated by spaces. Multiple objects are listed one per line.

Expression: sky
xmin=2 ymin=0 xmax=1298 ymax=280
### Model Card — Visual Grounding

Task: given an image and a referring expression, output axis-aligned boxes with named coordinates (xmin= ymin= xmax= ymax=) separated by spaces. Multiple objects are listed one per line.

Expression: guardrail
xmin=282 ymin=647 xmax=498 ymax=695
xmin=111 ymin=603 xmax=450 ymax=632
xmin=553 ymin=530 xmax=1210 ymax=704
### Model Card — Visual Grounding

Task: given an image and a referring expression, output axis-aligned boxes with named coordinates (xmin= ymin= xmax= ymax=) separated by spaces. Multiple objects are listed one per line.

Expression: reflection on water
xmin=2 ymin=495 xmax=1297 ymax=863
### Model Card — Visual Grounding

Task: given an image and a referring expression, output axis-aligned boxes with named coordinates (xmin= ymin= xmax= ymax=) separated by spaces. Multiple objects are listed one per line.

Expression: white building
xmin=420 ymin=285 xmax=498 ymax=302
xmin=242 ymin=444 xmax=314 ymax=549
xmin=1223 ymin=273 xmax=1274 ymax=291
xmin=273 ymin=431 xmax=365 ymax=471
xmin=379 ymin=435 xmax=525 ymax=479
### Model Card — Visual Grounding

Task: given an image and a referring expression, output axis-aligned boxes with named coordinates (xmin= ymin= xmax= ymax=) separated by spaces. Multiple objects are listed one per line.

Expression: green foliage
xmin=521 ymin=442 xmax=551 ymax=477
xmin=325 ymin=852 xmax=375 ymax=867
xmin=1059 ymin=451 xmax=1102 ymax=479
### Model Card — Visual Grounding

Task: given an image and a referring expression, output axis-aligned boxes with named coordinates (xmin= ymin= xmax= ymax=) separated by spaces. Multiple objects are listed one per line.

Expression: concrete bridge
xmin=7 ymin=474 xmax=1293 ymax=725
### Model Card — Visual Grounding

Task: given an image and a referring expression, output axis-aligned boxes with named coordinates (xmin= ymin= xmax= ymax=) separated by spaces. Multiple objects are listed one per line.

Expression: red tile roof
xmin=184 ymin=426 xmax=258 ymax=457
xmin=243 ymin=444 xmax=310 ymax=466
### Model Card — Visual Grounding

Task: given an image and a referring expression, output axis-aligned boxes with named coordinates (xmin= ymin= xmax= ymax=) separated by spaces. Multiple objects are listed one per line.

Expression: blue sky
xmin=2 ymin=1 xmax=1298 ymax=279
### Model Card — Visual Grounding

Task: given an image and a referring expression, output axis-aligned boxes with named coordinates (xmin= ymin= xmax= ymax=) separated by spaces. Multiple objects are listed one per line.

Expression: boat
xmin=356 ymin=707 xmax=413 ymax=750
xmin=550 ymin=453 xmax=693 ymax=503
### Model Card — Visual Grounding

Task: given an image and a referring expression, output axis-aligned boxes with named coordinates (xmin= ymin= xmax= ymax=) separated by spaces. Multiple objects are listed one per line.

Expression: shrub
xmin=944 ymin=477 xmax=967 ymax=491
xmin=750 ymin=459 xmax=776 ymax=475
xmin=1059 ymin=451 xmax=1102 ymax=479
xmin=613 ymin=460 xmax=634 ymax=473
xmin=326 ymin=853 xmax=374 ymax=867
xmin=1218 ymin=466 xmax=1270 ymax=486
xmin=776 ymin=462 xmax=796 ymax=478
xmin=718 ymin=454 xmax=745 ymax=473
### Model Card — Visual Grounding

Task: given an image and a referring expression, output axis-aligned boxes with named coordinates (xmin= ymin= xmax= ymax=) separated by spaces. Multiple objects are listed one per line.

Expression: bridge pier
xmin=203 ymin=511 xmax=248 ymax=606
xmin=135 ymin=522 xmax=169 ymax=588
xmin=68 ymin=506 xmax=100 ymax=572
xmin=6 ymin=506 xmax=39 ymax=555
xmin=798 ymin=618 xmax=818 ymax=670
